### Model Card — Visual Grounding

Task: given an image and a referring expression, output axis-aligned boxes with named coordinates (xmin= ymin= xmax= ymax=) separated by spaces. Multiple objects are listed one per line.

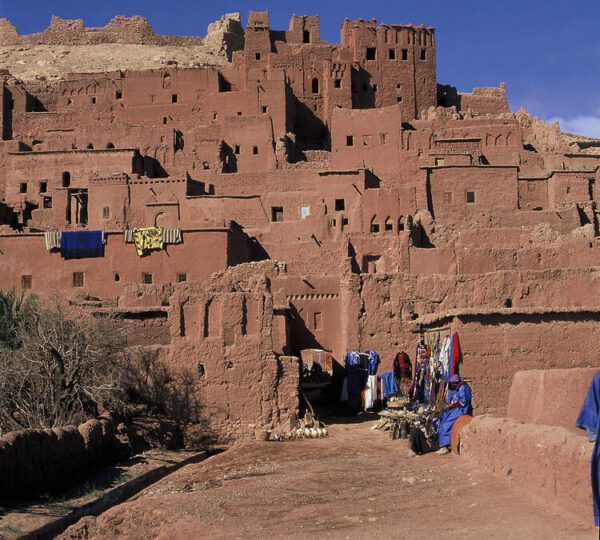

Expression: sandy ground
xmin=0 ymin=44 xmax=225 ymax=81
xmin=61 ymin=419 xmax=595 ymax=539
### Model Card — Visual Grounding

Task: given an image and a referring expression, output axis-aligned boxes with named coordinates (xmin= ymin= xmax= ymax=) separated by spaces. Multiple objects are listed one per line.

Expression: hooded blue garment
xmin=380 ymin=371 xmax=399 ymax=399
xmin=366 ymin=350 xmax=380 ymax=375
xmin=438 ymin=382 xmax=472 ymax=447
xmin=576 ymin=372 xmax=600 ymax=526
xmin=60 ymin=231 xmax=104 ymax=259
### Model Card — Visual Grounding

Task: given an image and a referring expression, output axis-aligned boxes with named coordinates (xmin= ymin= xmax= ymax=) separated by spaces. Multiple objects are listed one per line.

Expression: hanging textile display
xmin=133 ymin=227 xmax=164 ymax=256
xmin=162 ymin=227 xmax=182 ymax=244
xmin=450 ymin=332 xmax=461 ymax=376
xmin=60 ymin=231 xmax=105 ymax=259
xmin=44 ymin=231 xmax=61 ymax=251
xmin=393 ymin=352 xmax=412 ymax=399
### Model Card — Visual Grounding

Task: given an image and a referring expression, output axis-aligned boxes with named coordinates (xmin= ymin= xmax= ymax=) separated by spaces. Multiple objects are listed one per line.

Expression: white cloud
xmin=547 ymin=110 xmax=600 ymax=138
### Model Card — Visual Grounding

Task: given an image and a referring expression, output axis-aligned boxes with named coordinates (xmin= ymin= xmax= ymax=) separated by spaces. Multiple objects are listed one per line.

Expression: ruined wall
xmin=164 ymin=262 xmax=300 ymax=440
xmin=0 ymin=417 xmax=120 ymax=502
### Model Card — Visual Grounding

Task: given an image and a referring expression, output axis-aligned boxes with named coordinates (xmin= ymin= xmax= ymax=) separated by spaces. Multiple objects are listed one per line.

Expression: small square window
xmin=466 ymin=191 xmax=476 ymax=204
xmin=163 ymin=117 xmax=168 ymax=125
xmin=171 ymin=94 xmax=178 ymax=103
xmin=389 ymin=49 xmax=396 ymax=60
xmin=21 ymin=275 xmax=32 ymax=289
xmin=19 ymin=182 xmax=27 ymax=194
xmin=397 ymin=96 xmax=403 ymax=103
xmin=237 ymin=111 xmax=242 ymax=116
xmin=342 ymin=217 xmax=349 ymax=226
xmin=177 ymin=273 xmax=187 ymax=283
xmin=255 ymin=52 xmax=261 ymax=60
xmin=397 ymin=83 xmax=402 ymax=89
xmin=91 ymin=96 xmax=96 ymax=104
xmin=102 ymin=206 xmax=110 ymax=219
xmin=115 ymin=91 xmax=122 ymax=100
xmin=380 ymin=133 xmax=388 ymax=145
xmin=335 ymin=199 xmax=345 ymax=211
xmin=39 ymin=181 xmax=47 ymax=193
xmin=142 ymin=272 xmax=153 ymax=284
xmin=271 ymin=206 xmax=284 ymax=222
xmin=435 ymin=157 xmax=445 ymax=166
xmin=371 ymin=223 xmax=380 ymax=233
xmin=43 ymin=196 xmax=52 ymax=209
xmin=385 ymin=221 xmax=393 ymax=232
xmin=346 ymin=135 xmax=354 ymax=147
xmin=114 ymin=273 xmax=121 ymax=282
xmin=234 ymin=145 xmax=240 ymax=155
xmin=261 ymin=105 xmax=268 ymax=113
xmin=213 ymin=112 xmax=218 ymax=120
xmin=73 ymin=272 xmax=84 ymax=288
xmin=334 ymin=78 xmax=341 ymax=88
xmin=330 ymin=218 xmax=337 ymax=227
xmin=366 ymin=47 xmax=376 ymax=60
xmin=253 ymin=146 xmax=259 ymax=155
xmin=420 ymin=49 xmax=427 ymax=61
xmin=67 ymin=98 xmax=72 ymax=105
xmin=402 ymin=49 xmax=408 ymax=60
xmin=443 ymin=192 xmax=453 ymax=204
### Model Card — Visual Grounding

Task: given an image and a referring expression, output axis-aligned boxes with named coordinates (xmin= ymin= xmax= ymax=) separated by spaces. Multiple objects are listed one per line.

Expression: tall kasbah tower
xmin=340 ymin=19 xmax=436 ymax=119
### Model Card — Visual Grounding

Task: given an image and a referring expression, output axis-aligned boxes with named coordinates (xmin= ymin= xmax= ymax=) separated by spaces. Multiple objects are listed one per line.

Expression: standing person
xmin=576 ymin=371 xmax=600 ymax=527
xmin=436 ymin=374 xmax=472 ymax=455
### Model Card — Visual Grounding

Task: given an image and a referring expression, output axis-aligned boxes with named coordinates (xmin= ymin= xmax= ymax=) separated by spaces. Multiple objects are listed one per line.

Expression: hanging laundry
xmin=439 ymin=335 xmax=451 ymax=377
xmin=393 ymin=352 xmax=412 ymax=398
xmin=379 ymin=371 xmax=399 ymax=399
xmin=366 ymin=350 xmax=380 ymax=375
xmin=44 ymin=231 xmax=61 ymax=251
xmin=450 ymin=332 xmax=461 ymax=376
xmin=60 ymin=231 xmax=104 ymax=259
xmin=133 ymin=227 xmax=164 ymax=256
xmin=124 ymin=229 xmax=135 ymax=243
xmin=162 ymin=227 xmax=182 ymax=244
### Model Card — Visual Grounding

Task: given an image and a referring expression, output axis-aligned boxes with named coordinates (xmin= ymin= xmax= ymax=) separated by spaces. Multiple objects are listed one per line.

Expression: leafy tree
xmin=0 ymin=288 xmax=37 ymax=349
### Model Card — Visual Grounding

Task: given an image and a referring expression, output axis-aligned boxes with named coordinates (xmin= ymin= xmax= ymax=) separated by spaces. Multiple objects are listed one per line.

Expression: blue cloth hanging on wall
xmin=60 ymin=231 xmax=104 ymax=259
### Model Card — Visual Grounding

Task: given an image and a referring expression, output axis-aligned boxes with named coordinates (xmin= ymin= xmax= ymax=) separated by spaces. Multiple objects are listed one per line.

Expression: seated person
xmin=436 ymin=374 xmax=472 ymax=455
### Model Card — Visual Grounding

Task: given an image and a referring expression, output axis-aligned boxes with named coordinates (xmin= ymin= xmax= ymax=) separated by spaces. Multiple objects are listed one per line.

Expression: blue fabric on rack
xmin=366 ymin=350 xmax=380 ymax=375
xmin=60 ymin=231 xmax=104 ymax=259
xmin=380 ymin=371 xmax=399 ymax=399
xmin=344 ymin=351 xmax=363 ymax=394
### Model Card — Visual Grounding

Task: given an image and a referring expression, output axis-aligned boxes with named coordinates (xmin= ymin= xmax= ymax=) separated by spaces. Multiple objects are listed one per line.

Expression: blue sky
xmin=2 ymin=0 xmax=599 ymax=136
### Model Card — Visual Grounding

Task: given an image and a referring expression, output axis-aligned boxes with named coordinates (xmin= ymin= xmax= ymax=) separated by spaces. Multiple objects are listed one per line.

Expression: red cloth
xmin=451 ymin=332 xmax=461 ymax=376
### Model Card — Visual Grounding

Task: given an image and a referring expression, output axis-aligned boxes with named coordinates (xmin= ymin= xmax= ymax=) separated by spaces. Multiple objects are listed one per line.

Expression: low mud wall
xmin=0 ymin=417 xmax=121 ymax=502
xmin=460 ymin=415 xmax=593 ymax=522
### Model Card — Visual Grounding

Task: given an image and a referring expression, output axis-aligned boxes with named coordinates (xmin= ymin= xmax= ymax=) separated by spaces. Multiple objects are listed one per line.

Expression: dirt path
xmin=61 ymin=419 xmax=595 ymax=539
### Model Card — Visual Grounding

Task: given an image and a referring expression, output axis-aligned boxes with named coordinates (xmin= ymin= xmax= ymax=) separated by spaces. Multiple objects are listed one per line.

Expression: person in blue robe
xmin=437 ymin=374 xmax=472 ymax=454
xmin=576 ymin=371 xmax=600 ymax=527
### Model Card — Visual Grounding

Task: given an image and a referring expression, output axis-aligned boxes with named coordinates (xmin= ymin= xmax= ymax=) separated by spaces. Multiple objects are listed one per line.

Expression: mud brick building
xmin=0 ymin=11 xmax=599 ymax=439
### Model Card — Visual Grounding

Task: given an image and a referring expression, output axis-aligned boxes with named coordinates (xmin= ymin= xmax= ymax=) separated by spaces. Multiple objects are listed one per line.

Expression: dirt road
xmin=62 ymin=419 xmax=595 ymax=539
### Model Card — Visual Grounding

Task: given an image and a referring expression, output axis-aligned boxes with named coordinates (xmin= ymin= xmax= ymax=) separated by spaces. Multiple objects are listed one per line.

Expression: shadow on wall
xmin=143 ymin=156 xmax=169 ymax=178
xmin=351 ymin=66 xmax=376 ymax=110
xmin=292 ymin=96 xmax=328 ymax=149
xmin=249 ymin=237 xmax=271 ymax=261
xmin=288 ymin=303 xmax=325 ymax=355
xmin=221 ymin=142 xmax=238 ymax=173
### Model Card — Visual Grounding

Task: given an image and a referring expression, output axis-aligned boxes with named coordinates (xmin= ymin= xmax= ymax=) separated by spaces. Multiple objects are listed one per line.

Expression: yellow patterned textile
xmin=133 ymin=227 xmax=164 ymax=256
